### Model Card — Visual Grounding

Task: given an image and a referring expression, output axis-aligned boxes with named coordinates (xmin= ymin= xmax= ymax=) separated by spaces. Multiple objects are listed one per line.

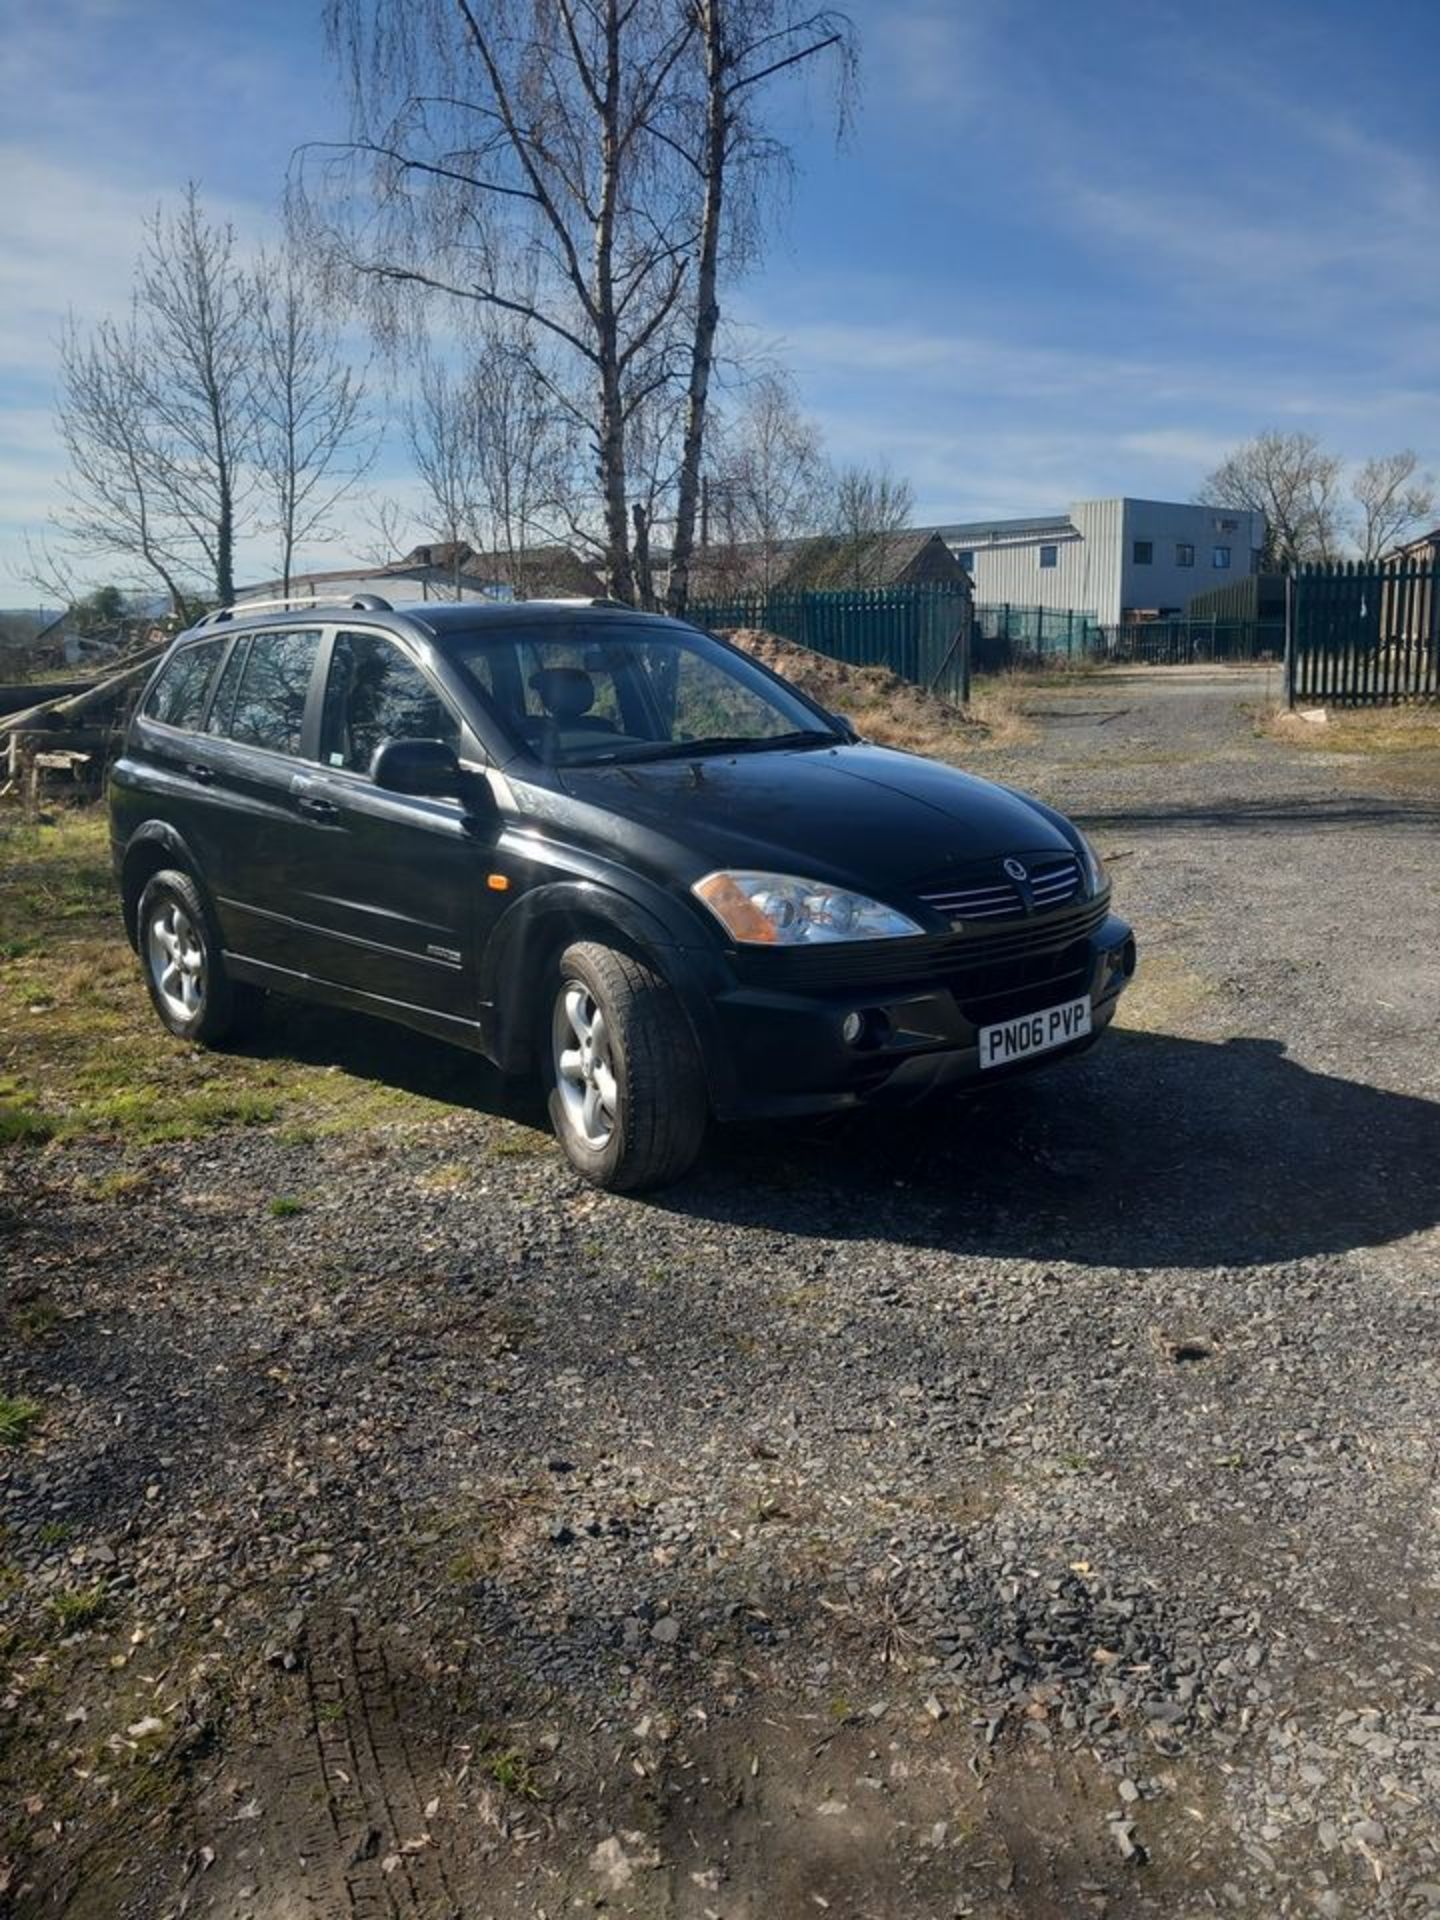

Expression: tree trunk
xmin=666 ymin=0 xmax=727 ymax=618
xmin=632 ymin=501 xmax=655 ymax=609
xmin=593 ymin=0 xmax=636 ymax=605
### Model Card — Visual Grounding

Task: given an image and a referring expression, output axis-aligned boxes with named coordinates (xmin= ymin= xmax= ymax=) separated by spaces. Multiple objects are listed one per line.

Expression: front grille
xmin=918 ymin=852 xmax=1083 ymax=923
xmin=732 ymin=896 xmax=1108 ymax=992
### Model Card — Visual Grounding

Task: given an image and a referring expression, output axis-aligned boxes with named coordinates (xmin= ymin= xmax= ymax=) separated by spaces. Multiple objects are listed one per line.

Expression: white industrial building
xmin=931 ymin=499 xmax=1266 ymax=627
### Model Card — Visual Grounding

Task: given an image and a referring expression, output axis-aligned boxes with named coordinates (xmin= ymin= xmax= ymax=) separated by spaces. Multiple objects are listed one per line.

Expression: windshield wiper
xmin=571 ymin=729 xmax=839 ymax=767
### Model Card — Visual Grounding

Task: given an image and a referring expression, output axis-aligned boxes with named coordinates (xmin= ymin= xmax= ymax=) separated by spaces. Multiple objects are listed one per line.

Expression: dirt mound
xmin=722 ymin=627 xmax=987 ymax=758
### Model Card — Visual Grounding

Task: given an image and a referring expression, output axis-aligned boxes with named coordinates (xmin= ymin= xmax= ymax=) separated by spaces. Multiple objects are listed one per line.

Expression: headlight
xmin=692 ymin=871 xmax=923 ymax=946
xmin=1078 ymin=833 xmax=1108 ymax=896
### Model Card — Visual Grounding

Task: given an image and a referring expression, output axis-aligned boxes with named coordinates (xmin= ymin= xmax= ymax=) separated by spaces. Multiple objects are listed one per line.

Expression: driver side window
xmin=320 ymin=630 xmax=460 ymax=774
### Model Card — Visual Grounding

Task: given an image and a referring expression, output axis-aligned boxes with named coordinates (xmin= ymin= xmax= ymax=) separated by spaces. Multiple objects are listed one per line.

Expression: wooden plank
xmin=0 ymin=642 xmax=167 ymax=734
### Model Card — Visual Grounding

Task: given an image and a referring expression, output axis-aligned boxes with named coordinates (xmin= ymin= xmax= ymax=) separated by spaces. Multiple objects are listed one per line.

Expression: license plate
xmin=978 ymin=995 xmax=1091 ymax=1070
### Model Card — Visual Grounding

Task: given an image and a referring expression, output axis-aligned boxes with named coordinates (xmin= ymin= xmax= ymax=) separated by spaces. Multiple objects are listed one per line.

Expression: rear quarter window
xmin=143 ymin=637 xmax=227 ymax=730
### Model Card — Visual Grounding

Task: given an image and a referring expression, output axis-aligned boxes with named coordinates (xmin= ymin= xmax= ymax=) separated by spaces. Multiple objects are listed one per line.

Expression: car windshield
xmin=442 ymin=621 xmax=841 ymax=767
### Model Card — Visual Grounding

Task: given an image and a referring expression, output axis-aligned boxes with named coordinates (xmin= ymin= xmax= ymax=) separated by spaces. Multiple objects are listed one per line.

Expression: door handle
xmin=296 ymin=795 xmax=339 ymax=820
xmin=184 ymin=762 xmax=215 ymax=784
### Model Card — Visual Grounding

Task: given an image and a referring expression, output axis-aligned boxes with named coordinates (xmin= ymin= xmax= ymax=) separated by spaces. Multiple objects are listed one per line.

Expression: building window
xmin=956 ymin=550 xmax=975 ymax=572
xmin=1132 ymin=540 xmax=1153 ymax=565
xmin=1176 ymin=542 xmax=1194 ymax=567
xmin=1039 ymin=544 xmax=1058 ymax=569
xmin=1212 ymin=545 xmax=1231 ymax=569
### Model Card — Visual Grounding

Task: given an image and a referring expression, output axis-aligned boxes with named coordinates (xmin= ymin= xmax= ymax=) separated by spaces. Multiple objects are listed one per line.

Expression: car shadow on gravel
xmin=242 ymin=997 xmax=549 ymax=1125
xmin=668 ymin=1030 xmax=1440 ymax=1270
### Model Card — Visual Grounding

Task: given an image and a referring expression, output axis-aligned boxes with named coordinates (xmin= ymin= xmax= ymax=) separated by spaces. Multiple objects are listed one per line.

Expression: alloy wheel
xmin=147 ymin=897 xmax=206 ymax=1022
xmin=552 ymin=980 xmax=619 ymax=1149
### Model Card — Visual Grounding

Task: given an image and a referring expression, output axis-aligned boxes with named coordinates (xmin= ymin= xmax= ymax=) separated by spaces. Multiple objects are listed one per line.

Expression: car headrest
xmin=529 ymin=666 xmax=596 ymax=721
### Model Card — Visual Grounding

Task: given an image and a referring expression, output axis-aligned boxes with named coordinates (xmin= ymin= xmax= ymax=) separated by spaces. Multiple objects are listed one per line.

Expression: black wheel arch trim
xmin=118 ymin=820 xmax=209 ymax=947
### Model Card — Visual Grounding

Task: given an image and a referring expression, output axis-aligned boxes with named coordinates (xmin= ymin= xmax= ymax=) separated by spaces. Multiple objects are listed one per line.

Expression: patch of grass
xmin=0 ymin=1081 xmax=55 ymax=1145
xmin=417 ymin=1161 xmax=469 ymax=1193
xmin=83 ymin=1168 xmax=153 ymax=1203
xmin=483 ymin=1747 xmax=540 ymax=1799
xmin=0 ymin=1394 xmax=43 ymax=1448
xmin=1263 ymin=701 xmax=1440 ymax=757
xmin=0 ymin=810 xmax=484 ymax=1150
xmin=488 ymin=1124 xmax=553 ymax=1159
xmin=50 ymin=1582 xmax=109 ymax=1632
xmin=37 ymin=1521 xmax=72 ymax=1547
xmin=10 ymin=1298 xmax=62 ymax=1343
xmin=267 ymin=1195 xmax=304 ymax=1219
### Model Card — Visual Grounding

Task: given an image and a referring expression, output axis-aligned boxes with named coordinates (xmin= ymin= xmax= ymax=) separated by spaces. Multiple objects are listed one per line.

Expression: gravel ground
xmin=2 ymin=665 xmax=1439 ymax=1919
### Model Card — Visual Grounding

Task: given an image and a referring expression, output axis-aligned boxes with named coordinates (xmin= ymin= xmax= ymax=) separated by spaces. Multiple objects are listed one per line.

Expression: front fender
xmin=481 ymin=878 xmax=735 ymax=1107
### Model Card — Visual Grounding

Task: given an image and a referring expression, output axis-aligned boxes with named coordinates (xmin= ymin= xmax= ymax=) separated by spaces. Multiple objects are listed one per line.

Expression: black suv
xmin=110 ymin=596 xmax=1135 ymax=1189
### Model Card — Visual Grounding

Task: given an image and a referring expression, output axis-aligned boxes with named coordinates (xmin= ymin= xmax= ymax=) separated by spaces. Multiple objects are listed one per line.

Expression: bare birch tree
xmin=827 ymin=461 xmax=914 ymax=586
xmin=52 ymin=310 xmax=197 ymax=614
xmin=464 ymin=312 xmax=577 ymax=576
xmin=1198 ymin=430 xmax=1345 ymax=569
xmin=134 ymin=186 xmax=258 ymax=603
xmin=296 ymin=0 xmax=853 ymax=605
xmin=297 ymin=0 xmax=709 ymax=602
xmin=405 ymin=353 xmax=482 ymax=598
xmin=663 ymin=1 xmax=854 ymax=614
xmin=254 ymin=250 xmax=376 ymax=593
xmin=711 ymin=371 xmax=826 ymax=587
xmin=49 ymin=185 xmax=258 ymax=608
xmin=1351 ymin=450 xmax=1436 ymax=563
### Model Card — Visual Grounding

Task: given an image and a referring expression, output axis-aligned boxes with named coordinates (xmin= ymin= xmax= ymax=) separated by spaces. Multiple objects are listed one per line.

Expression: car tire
xmin=136 ymin=868 xmax=261 ymax=1047
xmin=546 ymin=940 xmax=707 ymax=1192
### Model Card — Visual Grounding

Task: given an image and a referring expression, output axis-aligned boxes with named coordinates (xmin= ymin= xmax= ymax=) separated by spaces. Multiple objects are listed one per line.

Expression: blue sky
xmin=3 ymin=0 xmax=1438 ymax=599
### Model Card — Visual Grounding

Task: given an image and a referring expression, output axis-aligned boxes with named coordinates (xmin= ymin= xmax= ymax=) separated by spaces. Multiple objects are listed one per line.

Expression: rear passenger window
xmin=320 ymin=631 xmax=459 ymax=773
xmin=143 ymin=638 xmax=226 ymax=729
xmin=223 ymin=629 xmax=321 ymax=756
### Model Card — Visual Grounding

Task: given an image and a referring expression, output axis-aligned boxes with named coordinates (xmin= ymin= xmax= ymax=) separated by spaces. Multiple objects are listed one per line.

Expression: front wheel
xmin=546 ymin=941 xmax=708 ymax=1192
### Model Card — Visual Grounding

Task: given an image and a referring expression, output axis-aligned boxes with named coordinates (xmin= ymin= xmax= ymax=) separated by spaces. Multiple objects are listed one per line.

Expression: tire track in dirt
xmin=214 ymin=1612 xmax=460 ymax=1920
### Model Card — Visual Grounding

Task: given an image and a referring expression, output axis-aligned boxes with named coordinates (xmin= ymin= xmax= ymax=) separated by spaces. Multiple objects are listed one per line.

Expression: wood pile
xmin=0 ymin=643 xmax=167 ymax=810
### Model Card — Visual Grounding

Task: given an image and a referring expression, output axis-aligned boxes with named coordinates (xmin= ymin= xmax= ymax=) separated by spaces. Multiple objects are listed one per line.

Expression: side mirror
xmin=370 ymin=738 xmax=464 ymax=796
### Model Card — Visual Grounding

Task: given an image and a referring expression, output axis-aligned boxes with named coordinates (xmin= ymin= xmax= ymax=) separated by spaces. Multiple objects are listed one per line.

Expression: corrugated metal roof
xmin=926 ymin=514 xmax=1073 ymax=543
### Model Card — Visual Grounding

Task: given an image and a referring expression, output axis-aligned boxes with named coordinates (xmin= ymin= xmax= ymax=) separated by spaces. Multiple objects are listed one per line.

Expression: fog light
xmin=841 ymin=1010 xmax=866 ymax=1045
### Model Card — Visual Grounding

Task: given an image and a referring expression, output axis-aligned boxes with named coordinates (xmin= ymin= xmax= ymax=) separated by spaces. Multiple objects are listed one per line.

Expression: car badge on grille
xmin=1003 ymin=857 xmax=1028 ymax=882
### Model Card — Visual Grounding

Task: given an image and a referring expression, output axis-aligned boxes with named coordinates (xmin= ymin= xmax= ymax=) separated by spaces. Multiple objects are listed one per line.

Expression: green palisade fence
xmin=687 ymin=584 xmax=973 ymax=705
xmin=1288 ymin=560 xmax=1440 ymax=706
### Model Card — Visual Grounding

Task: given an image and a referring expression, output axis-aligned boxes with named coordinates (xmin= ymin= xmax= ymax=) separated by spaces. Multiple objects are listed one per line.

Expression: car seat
xmin=528 ymin=666 xmax=611 ymax=734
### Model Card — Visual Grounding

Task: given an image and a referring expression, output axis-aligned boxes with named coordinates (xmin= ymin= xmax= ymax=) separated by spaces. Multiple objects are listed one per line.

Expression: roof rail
xmin=516 ymin=596 xmax=632 ymax=609
xmin=195 ymin=592 xmax=394 ymax=628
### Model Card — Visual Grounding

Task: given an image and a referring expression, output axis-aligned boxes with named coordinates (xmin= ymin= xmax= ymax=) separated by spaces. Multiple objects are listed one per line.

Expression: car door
xmin=188 ymin=625 xmax=327 ymax=971
xmin=280 ymin=626 xmax=486 ymax=1027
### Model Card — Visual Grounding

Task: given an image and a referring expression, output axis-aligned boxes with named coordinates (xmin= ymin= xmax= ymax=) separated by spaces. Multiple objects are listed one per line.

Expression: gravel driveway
xmin=3 ymin=666 xmax=1439 ymax=1919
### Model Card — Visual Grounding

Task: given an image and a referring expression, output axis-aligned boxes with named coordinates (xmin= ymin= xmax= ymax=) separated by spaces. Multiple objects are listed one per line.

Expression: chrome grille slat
xmin=918 ymin=852 xmax=1083 ymax=924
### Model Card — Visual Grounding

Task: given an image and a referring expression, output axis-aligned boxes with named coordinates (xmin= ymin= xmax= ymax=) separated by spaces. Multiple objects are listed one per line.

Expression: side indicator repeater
xmin=487 ymin=873 xmax=510 ymax=892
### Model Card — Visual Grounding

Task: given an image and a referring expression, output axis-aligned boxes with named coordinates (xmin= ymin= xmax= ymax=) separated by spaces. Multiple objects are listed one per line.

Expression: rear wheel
xmin=546 ymin=941 xmax=707 ymax=1192
xmin=137 ymin=869 xmax=260 ymax=1046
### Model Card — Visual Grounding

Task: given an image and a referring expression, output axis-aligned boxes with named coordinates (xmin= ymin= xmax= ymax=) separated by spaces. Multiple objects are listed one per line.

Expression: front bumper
xmin=701 ymin=913 xmax=1136 ymax=1119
